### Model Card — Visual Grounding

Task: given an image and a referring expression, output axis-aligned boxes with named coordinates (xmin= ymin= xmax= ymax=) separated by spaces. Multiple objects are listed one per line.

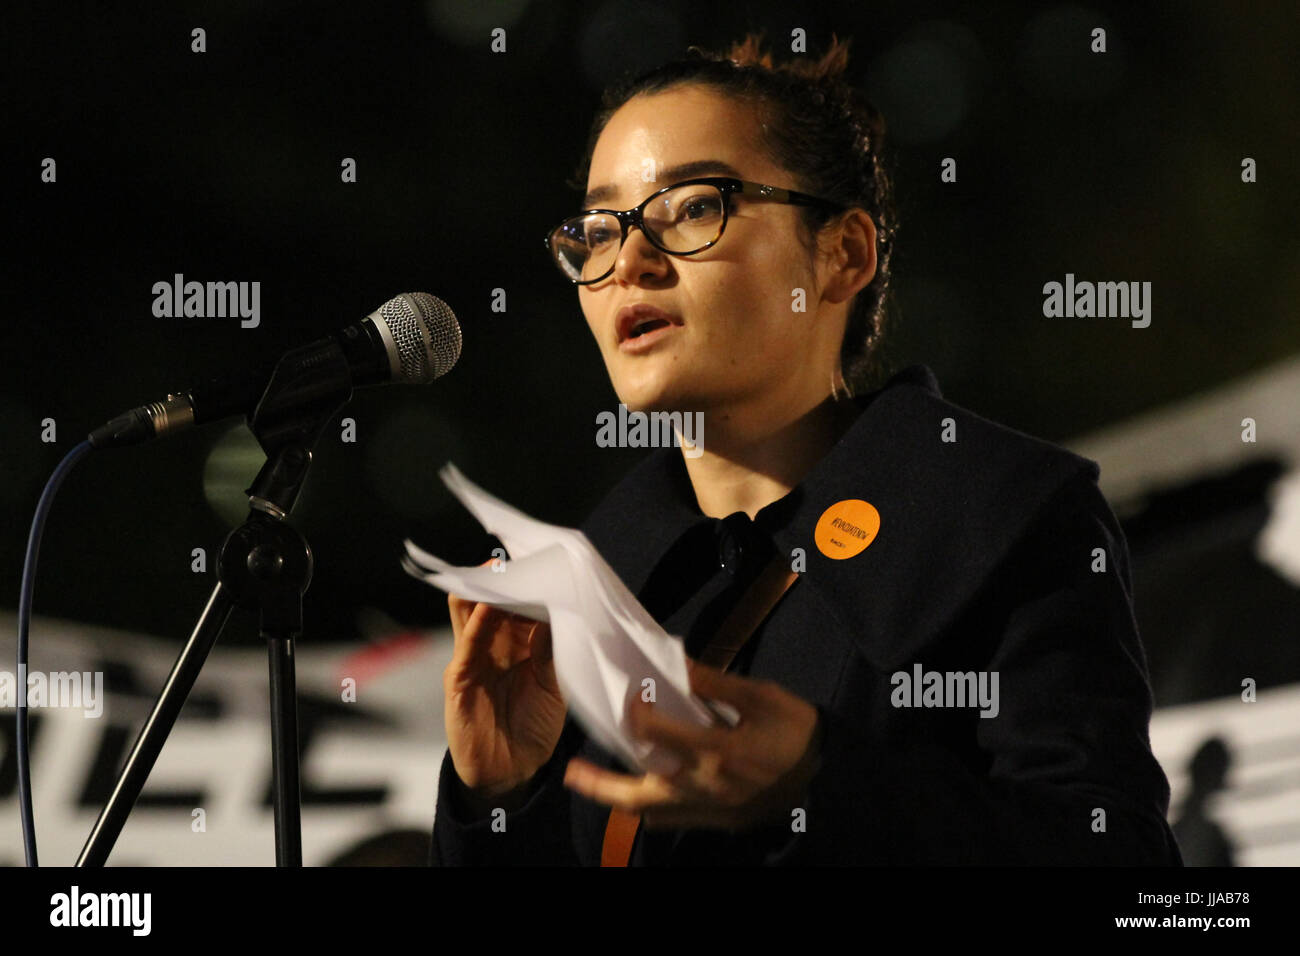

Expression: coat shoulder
xmin=792 ymin=376 xmax=1111 ymax=669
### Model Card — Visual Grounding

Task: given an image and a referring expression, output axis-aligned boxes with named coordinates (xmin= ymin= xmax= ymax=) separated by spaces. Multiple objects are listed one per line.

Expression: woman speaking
xmin=428 ymin=32 xmax=1183 ymax=866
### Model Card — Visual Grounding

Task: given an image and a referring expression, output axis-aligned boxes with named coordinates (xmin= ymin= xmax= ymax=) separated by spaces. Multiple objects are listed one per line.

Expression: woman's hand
xmin=563 ymin=658 xmax=824 ymax=831
xmin=443 ymin=578 xmax=567 ymax=800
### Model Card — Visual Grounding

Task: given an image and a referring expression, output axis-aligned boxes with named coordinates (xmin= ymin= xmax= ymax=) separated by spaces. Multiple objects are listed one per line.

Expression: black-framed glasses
xmin=544 ymin=176 xmax=848 ymax=284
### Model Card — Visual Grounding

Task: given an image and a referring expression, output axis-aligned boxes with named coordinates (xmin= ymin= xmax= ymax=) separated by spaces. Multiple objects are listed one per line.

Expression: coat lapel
xmin=768 ymin=369 xmax=1099 ymax=669
xmin=579 ymin=364 xmax=1101 ymax=670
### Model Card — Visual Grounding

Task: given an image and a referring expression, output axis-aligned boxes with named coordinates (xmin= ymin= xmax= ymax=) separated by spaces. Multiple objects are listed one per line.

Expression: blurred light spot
xmin=1018 ymin=4 xmax=1125 ymax=101
xmin=364 ymin=405 xmax=467 ymax=521
xmin=202 ymin=424 xmax=265 ymax=528
xmin=425 ymin=0 xmax=532 ymax=46
xmin=578 ymin=0 xmax=685 ymax=90
xmin=867 ymin=21 xmax=983 ymax=144
xmin=1258 ymin=467 xmax=1300 ymax=588
xmin=1269 ymin=242 xmax=1300 ymax=329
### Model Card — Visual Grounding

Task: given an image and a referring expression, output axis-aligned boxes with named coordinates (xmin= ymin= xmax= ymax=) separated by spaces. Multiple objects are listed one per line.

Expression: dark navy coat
xmin=429 ymin=364 xmax=1184 ymax=865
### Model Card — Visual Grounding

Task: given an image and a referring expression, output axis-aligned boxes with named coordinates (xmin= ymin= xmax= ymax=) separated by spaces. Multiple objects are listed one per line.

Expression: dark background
xmin=4 ymin=1 xmax=1297 ymax=686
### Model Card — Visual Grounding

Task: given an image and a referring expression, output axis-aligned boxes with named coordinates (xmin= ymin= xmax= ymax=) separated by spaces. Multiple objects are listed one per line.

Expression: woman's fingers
xmin=448 ymin=593 xmax=551 ymax=679
xmin=447 ymin=592 xmax=475 ymax=638
xmin=447 ymin=560 xmax=501 ymax=638
xmin=448 ymin=600 xmax=511 ymax=673
xmin=628 ymin=698 xmax=731 ymax=756
xmin=563 ymin=758 xmax=677 ymax=812
xmin=447 ymin=558 xmax=516 ymax=665
xmin=527 ymin=621 xmax=562 ymax=695
xmin=686 ymin=658 xmax=764 ymax=710
xmin=528 ymin=619 xmax=553 ymax=666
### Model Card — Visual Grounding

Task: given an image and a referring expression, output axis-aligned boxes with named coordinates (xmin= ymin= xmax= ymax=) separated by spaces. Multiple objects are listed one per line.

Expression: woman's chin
xmin=612 ymin=376 xmax=685 ymax=414
xmin=615 ymin=385 xmax=708 ymax=416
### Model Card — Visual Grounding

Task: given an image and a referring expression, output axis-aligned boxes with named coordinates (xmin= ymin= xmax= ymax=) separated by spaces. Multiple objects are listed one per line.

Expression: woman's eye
xmin=677 ymin=198 xmax=717 ymax=221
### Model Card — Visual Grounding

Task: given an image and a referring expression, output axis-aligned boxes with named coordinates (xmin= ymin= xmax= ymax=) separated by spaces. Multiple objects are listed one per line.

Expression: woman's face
xmin=578 ymin=85 xmax=856 ymax=417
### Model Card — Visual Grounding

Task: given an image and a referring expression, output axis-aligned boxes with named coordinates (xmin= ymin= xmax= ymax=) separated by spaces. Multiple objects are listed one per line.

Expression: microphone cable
xmin=16 ymin=438 xmax=96 ymax=866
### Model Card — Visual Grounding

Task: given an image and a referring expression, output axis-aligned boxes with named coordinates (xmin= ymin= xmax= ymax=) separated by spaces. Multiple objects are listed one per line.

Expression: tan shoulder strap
xmin=600 ymin=554 xmax=800 ymax=866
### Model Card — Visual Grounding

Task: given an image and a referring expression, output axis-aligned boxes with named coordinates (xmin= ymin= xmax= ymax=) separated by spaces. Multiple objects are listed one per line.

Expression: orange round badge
xmin=814 ymin=499 xmax=880 ymax=559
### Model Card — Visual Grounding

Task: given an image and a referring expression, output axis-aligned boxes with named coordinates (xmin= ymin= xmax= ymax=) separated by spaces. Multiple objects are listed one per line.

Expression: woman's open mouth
xmin=616 ymin=305 xmax=681 ymax=353
xmin=619 ymin=319 xmax=677 ymax=352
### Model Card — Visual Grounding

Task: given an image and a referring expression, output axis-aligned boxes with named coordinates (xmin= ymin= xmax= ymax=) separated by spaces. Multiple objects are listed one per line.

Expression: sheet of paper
xmin=402 ymin=462 xmax=736 ymax=775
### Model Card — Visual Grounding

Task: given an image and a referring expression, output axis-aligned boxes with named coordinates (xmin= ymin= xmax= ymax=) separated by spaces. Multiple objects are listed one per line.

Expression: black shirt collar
xmin=579 ymin=364 xmax=942 ymax=594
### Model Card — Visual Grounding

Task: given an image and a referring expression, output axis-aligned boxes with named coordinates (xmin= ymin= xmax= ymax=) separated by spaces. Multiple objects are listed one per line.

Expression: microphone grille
xmin=379 ymin=293 xmax=462 ymax=383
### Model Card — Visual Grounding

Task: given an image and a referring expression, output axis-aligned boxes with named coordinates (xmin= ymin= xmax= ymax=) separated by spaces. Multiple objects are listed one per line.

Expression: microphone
xmin=88 ymin=293 xmax=461 ymax=449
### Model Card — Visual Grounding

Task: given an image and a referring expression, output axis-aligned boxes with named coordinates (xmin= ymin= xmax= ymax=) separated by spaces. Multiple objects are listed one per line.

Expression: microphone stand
xmin=77 ymin=340 xmax=356 ymax=866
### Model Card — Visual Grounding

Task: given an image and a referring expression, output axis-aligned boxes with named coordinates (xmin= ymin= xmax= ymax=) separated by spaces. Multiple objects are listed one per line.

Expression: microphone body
xmin=89 ymin=293 xmax=460 ymax=449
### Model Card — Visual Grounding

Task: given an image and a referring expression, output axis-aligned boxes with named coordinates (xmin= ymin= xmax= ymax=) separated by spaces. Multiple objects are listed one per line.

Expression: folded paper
xmin=402 ymin=462 xmax=737 ymax=775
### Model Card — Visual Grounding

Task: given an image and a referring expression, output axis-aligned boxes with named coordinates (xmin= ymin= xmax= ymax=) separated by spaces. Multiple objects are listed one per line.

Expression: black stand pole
xmin=77 ymin=339 xmax=354 ymax=867
xmin=268 ymin=635 xmax=302 ymax=866
xmin=76 ymin=583 xmax=236 ymax=865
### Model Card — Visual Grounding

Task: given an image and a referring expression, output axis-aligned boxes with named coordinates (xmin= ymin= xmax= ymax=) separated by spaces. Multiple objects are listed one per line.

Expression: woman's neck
xmin=681 ymin=394 xmax=862 ymax=520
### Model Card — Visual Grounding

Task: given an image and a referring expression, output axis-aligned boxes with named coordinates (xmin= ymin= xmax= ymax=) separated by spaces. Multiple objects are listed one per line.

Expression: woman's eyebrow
xmin=583 ymin=159 xmax=743 ymax=207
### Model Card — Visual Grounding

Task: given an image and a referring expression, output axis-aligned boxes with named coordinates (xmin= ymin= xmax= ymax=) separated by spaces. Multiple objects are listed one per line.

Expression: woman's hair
xmin=567 ymin=31 xmax=899 ymax=394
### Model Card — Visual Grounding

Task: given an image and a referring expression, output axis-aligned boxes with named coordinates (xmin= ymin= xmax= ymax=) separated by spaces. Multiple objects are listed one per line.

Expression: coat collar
xmin=580 ymin=364 xmax=1099 ymax=668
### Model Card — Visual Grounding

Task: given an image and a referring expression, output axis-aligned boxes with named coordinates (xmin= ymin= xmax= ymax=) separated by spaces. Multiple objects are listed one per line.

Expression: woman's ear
xmin=821 ymin=210 xmax=877 ymax=305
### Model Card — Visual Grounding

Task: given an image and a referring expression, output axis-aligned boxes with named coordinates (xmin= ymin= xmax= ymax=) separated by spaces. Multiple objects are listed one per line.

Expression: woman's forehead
xmin=587 ymin=92 xmax=765 ymax=202
xmin=583 ymin=158 xmax=742 ymax=208
xmin=602 ymin=87 xmax=757 ymax=150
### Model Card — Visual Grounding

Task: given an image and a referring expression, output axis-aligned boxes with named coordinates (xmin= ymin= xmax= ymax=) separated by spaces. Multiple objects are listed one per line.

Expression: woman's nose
xmin=613 ymin=225 xmax=669 ymax=281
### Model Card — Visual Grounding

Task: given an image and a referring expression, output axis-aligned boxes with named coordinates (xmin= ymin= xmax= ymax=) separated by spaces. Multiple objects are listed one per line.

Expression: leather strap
xmin=600 ymin=806 xmax=643 ymax=867
xmin=600 ymin=553 xmax=800 ymax=866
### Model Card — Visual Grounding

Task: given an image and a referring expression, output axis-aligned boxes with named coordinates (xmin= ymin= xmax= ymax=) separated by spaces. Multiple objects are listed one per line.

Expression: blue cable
xmin=17 ymin=438 xmax=96 ymax=866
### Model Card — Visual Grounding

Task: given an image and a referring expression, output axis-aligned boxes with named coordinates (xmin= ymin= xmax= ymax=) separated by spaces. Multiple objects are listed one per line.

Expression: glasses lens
xmin=550 ymin=184 xmax=726 ymax=283
xmin=551 ymin=213 xmax=620 ymax=282
xmin=645 ymin=183 xmax=725 ymax=253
